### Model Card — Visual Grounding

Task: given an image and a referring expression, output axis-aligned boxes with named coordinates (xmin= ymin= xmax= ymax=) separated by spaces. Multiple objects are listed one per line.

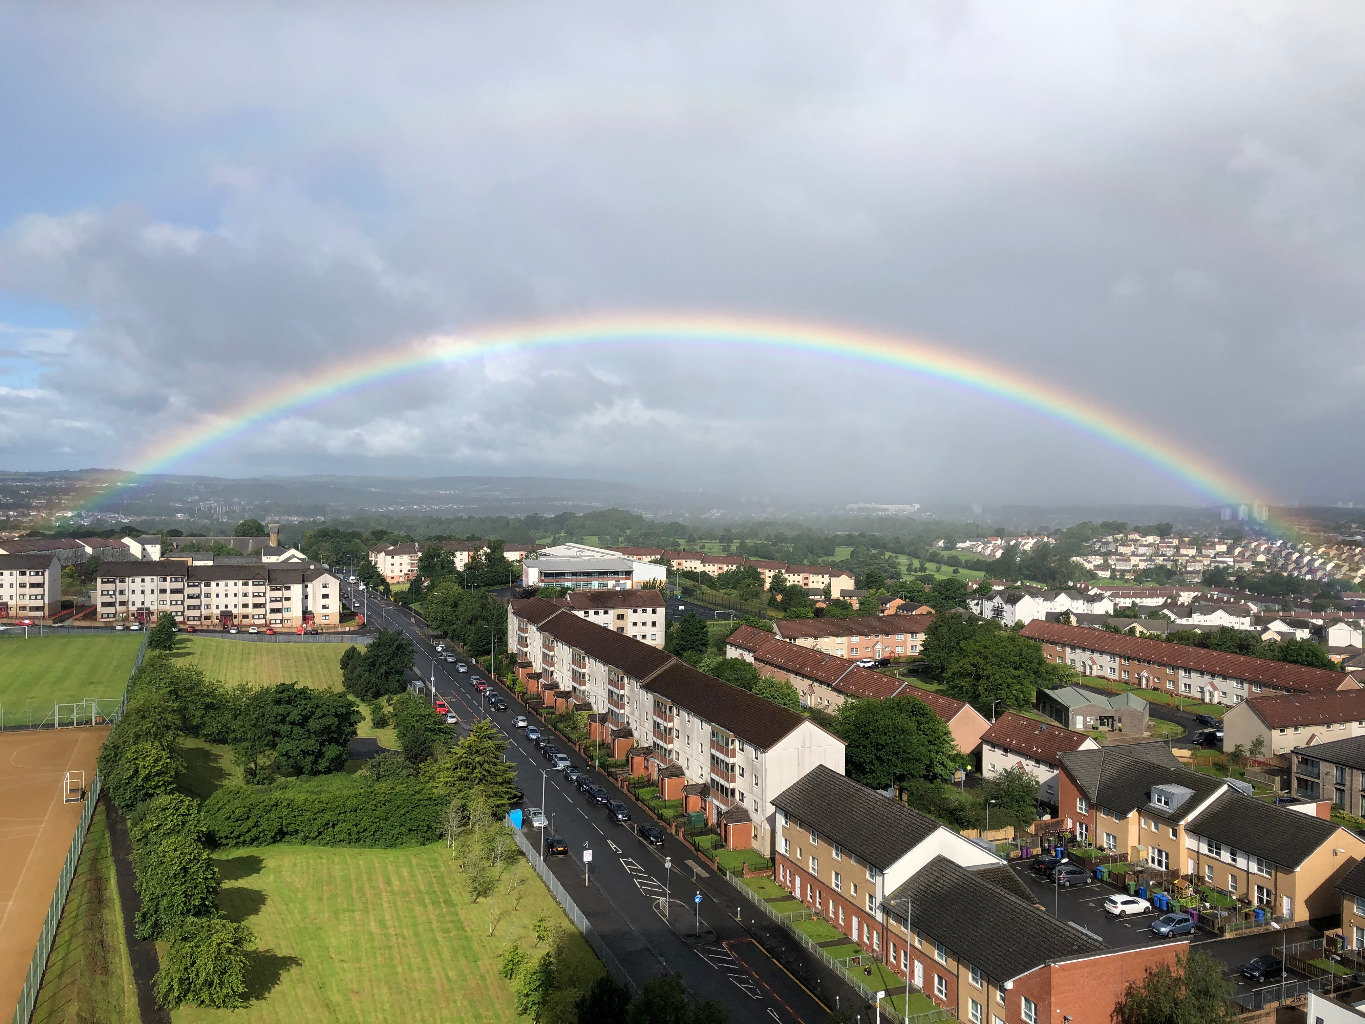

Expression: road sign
xmin=694 ymin=892 xmax=703 ymax=904
xmin=583 ymin=848 xmax=593 ymax=863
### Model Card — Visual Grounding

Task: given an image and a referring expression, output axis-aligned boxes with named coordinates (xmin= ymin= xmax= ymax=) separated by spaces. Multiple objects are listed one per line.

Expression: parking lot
xmin=1008 ymin=862 xmax=1325 ymax=1001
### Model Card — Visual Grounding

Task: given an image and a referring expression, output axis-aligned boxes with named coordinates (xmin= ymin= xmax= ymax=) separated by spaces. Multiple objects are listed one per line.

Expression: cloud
xmin=0 ymin=2 xmax=1364 ymax=503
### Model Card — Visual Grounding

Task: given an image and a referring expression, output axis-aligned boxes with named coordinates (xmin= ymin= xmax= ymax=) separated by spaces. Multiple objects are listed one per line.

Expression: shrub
xmin=102 ymin=740 xmax=181 ymax=814
xmin=202 ymin=774 xmax=446 ymax=847
xmin=130 ymin=793 xmax=205 ymax=849
xmin=133 ymin=834 xmax=220 ymax=940
xmin=154 ymin=917 xmax=254 ymax=1009
xmin=360 ymin=750 xmax=417 ymax=782
xmin=369 ymin=701 xmax=390 ymax=729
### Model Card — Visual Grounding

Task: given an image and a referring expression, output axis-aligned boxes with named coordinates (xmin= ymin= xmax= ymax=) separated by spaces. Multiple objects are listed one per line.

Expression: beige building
xmin=979 ymin=711 xmax=1098 ymax=807
xmin=94 ymin=560 xmax=340 ymax=629
xmin=771 ymin=614 xmax=935 ymax=660
xmin=369 ymin=540 xmax=534 ymax=584
xmin=1222 ymin=690 xmax=1365 ymax=756
xmin=552 ymin=590 xmax=667 ymax=647
xmin=0 ymin=554 xmax=62 ymax=620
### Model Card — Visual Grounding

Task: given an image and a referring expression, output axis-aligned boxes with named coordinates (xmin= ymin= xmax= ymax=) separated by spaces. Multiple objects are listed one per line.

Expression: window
xmin=832 ymin=871 xmax=842 ymax=893
xmin=969 ymin=965 xmax=982 ymax=988
xmin=832 ymin=843 xmax=842 ymax=860
xmin=1077 ymin=797 xmax=1089 ymax=814
xmin=867 ymin=893 xmax=875 ymax=913
xmin=1229 ymin=875 xmax=1237 ymax=894
xmin=1151 ymin=848 xmax=1170 ymax=870
xmin=934 ymin=941 xmax=947 ymax=964
xmin=781 ymin=809 xmax=790 ymax=827
xmin=1205 ymin=839 xmax=1222 ymax=857
xmin=809 ymin=827 xmax=819 ymax=844
xmin=810 ymin=856 xmax=818 ymax=874
xmin=1204 ymin=864 xmax=1214 ymax=883
xmin=1105 ymin=833 xmax=1117 ymax=852
xmin=934 ymin=975 xmax=947 ymax=1000
xmin=781 ymin=838 xmax=790 ymax=856
xmin=1357 ymin=896 xmax=1365 ymax=917
xmin=1022 ymin=997 xmax=1038 ymax=1024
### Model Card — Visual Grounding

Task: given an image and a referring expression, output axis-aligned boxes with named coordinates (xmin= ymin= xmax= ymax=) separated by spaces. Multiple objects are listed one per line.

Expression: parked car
xmin=434 ymin=700 xmax=449 ymax=714
xmin=525 ymin=726 xmax=541 ymax=741
xmin=1104 ymin=894 xmax=1151 ymax=917
xmin=265 ymin=628 xmax=275 ymax=635
xmin=435 ymin=643 xmax=445 ymax=652
xmin=475 ymin=681 xmax=490 ymax=693
xmin=856 ymin=658 xmax=876 ymax=668
xmin=564 ymin=766 xmax=581 ymax=782
xmin=1031 ymin=855 xmax=1062 ymax=877
xmin=1193 ymin=729 xmax=1218 ymax=747
xmin=445 ymin=654 xmax=456 ymax=663
xmin=541 ymin=744 xmax=559 ymax=760
xmin=248 ymin=626 xmax=259 ymax=634
xmin=588 ymin=785 xmax=610 ymax=805
xmin=527 ymin=807 xmax=549 ymax=829
xmin=550 ymin=753 xmax=571 ymax=771
xmin=229 ymin=627 xmax=238 ymax=634
xmin=638 ymin=824 xmax=665 ymax=846
xmin=491 ymin=698 xmax=508 ymax=712
xmin=546 ymin=835 xmax=568 ymax=856
xmin=514 ymin=716 xmax=529 ymax=729
xmin=1240 ymin=955 xmax=1284 ymax=982
xmin=607 ymin=801 xmax=631 ymax=822
xmin=1150 ymin=913 xmax=1196 ymax=937
xmin=576 ymin=775 xmax=595 ymax=794
xmin=445 ymin=712 xmax=459 ymax=725
xmin=1195 ymin=714 xmax=1220 ymax=729
xmin=1050 ymin=865 xmax=1089 ymax=887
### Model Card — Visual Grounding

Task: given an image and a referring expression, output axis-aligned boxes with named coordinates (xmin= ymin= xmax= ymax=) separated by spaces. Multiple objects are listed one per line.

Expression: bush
xmin=133 ymin=834 xmax=220 ymax=940
xmin=202 ymin=774 xmax=446 ymax=847
xmin=392 ymin=691 xmax=452 ymax=764
xmin=360 ymin=750 xmax=417 ymax=782
xmin=369 ymin=701 xmax=390 ymax=729
xmin=102 ymin=740 xmax=182 ymax=814
xmin=154 ymin=917 xmax=254 ymax=1009
xmin=130 ymin=793 xmax=205 ymax=849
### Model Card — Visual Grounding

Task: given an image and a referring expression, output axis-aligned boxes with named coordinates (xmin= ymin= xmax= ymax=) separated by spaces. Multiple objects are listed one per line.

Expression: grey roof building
xmin=1037 ymin=685 xmax=1149 ymax=733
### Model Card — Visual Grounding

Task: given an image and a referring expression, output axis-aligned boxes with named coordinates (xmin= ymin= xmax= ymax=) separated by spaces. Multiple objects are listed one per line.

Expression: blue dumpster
xmin=1156 ymin=894 xmax=1169 ymax=911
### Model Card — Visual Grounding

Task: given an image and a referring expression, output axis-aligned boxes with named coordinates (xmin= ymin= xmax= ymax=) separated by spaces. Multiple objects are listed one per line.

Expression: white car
xmin=550 ymin=753 xmax=571 ymax=771
xmin=514 ymin=716 xmax=529 ymax=729
xmin=1104 ymin=893 xmax=1151 ymax=917
xmin=527 ymin=807 xmax=549 ymax=829
xmin=435 ymin=643 xmax=445 ymax=652
xmin=445 ymin=712 xmax=459 ymax=725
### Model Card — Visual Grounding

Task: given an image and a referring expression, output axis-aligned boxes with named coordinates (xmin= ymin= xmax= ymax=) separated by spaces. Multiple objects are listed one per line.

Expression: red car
xmin=265 ymin=628 xmax=275 ymax=635
xmin=185 ymin=625 xmax=196 ymax=633
xmin=434 ymin=701 xmax=449 ymax=714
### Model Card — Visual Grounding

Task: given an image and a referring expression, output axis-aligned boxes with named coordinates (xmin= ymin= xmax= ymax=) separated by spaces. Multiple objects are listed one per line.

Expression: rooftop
xmin=980 ymin=711 xmax=1095 ymax=765
xmin=1242 ymin=690 xmax=1365 ymax=730
xmin=773 ymin=614 xmax=935 ymax=641
xmin=1188 ymin=790 xmax=1343 ymax=869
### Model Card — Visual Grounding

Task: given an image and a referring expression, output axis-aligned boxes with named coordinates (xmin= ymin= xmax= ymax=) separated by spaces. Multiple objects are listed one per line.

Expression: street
xmin=340 ymin=583 xmax=832 ymax=1024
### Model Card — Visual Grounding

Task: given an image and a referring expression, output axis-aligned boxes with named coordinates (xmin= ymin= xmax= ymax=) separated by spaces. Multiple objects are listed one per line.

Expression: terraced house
xmin=507 ymin=598 xmax=844 ymax=852
xmin=1022 ymin=619 xmax=1359 ymax=705
xmin=1058 ymin=744 xmax=1365 ymax=923
xmin=93 ymin=560 xmax=339 ymax=629
xmin=770 ymin=614 xmax=935 ymax=660
xmin=772 ymin=766 xmax=1183 ymax=1024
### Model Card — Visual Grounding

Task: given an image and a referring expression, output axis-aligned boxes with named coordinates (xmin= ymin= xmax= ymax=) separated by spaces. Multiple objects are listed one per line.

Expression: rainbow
xmin=81 ymin=312 xmax=1268 ymax=515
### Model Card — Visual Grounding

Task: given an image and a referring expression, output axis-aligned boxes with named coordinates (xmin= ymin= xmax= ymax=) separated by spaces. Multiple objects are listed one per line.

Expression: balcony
xmin=608 ymin=693 xmax=627 ymax=712
xmin=1297 ymin=762 xmax=1321 ymax=781
xmin=652 ymin=726 xmax=674 ymax=746
xmin=710 ymin=738 xmax=735 ymax=757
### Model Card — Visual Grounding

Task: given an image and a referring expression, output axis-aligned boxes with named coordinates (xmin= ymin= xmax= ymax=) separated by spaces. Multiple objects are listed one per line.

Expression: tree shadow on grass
xmin=217 ymin=853 xmax=264 ymax=881
xmin=218 ymin=886 xmax=267 ymax=922
xmin=242 ymin=949 xmax=303 ymax=1002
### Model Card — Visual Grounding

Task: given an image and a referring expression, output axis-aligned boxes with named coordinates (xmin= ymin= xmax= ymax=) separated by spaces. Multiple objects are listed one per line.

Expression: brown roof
xmin=1021 ymin=620 xmax=1354 ymax=695
xmin=560 ymin=590 xmax=665 ymax=611
xmin=724 ymin=623 xmax=772 ymax=654
xmin=0 ymin=553 xmax=60 ymax=570
xmin=1242 ymin=690 xmax=1365 ymax=730
xmin=0 ymin=538 xmax=86 ymax=553
xmin=509 ymin=597 xmax=568 ymax=626
xmin=532 ymin=609 xmax=676 ymax=682
xmin=773 ymin=614 xmax=935 ymax=642
xmin=645 ymin=661 xmax=809 ymax=748
xmin=980 ymin=712 xmax=1095 ymax=766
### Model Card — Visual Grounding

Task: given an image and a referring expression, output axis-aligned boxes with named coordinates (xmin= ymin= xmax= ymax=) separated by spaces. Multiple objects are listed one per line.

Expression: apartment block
xmin=1290 ymin=737 xmax=1365 ymax=813
xmin=369 ymin=540 xmax=535 ymax=584
xmin=770 ymin=614 xmax=935 ymax=660
xmin=0 ymin=554 xmax=62 ymax=619
xmin=552 ymin=589 xmax=667 ymax=647
xmin=508 ymin=598 xmax=844 ymax=852
xmin=93 ymin=560 xmax=340 ymax=629
xmin=1022 ymin=620 xmax=1359 ymax=706
xmin=979 ymin=712 xmax=1098 ymax=807
xmin=1223 ymin=690 xmax=1365 ymax=757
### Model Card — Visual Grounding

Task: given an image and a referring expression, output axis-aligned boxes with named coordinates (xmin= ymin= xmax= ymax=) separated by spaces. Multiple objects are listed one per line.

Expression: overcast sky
xmin=1 ymin=3 xmax=1362 ymax=507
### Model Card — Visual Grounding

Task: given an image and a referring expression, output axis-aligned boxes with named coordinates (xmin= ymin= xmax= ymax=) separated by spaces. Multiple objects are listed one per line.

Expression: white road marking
xmin=608 ymin=840 xmax=622 ymax=854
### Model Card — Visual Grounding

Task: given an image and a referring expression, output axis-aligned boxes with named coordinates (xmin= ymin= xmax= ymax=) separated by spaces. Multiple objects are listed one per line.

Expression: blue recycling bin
xmin=1138 ymin=886 xmax=1148 ymax=900
xmin=1096 ymin=866 xmax=1106 ymax=881
xmin=1254 ymin=907 xmax=1266 ymax=924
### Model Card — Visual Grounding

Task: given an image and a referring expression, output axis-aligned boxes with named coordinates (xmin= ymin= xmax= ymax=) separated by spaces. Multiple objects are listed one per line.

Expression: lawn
xmin=179 ymin=638 xmax=396 ymax=747
xmin=716 ymin=848 xmax=773 ymax=874
xmin=32 ymin=803 xmax=139 ymax=1024
xmin=741 ymin=876 xmax=787 ymax=899
xmin=173 ymin=843 xmax=603 ymax=1024
xmin=0 ymin=634 xmax=143 ymax=719
xmin=793 ymin=917 xmax=846 ymax=943
xmin=1149 ymin=719 xmax=1186 ymax=741
xmin=178 ymin=737 xmax=244 ymax=801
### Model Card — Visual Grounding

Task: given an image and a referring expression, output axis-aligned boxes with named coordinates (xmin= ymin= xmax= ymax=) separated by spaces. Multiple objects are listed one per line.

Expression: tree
xmin=944 ymin=630 xmax=1048 ymax=711
xmin=103 ymin=741 xmax=181 ymax=814
xmin=430 ymin=718 xmax=519 ymax=810
xmin=753 ymin=677 xmax=802 ymax=713
xmin=977 ymin=766 xmax=1039 ymax=832
xmin=342 ymin=629 xmax=415 ymax=701
xmin=130 ymin=793 xmax=205 ymax=850
xmin=417 ymin=543 xmax=456 ymax=587
xmin=1276 ymin=637 xmax=1335 ymax=670
xmin=926 ymin=576 xmax=971 ymax=611
xmin=238 ymin=682 xmax=361 ymax=777
xmin=628 ymin=973 xmax=690 ymax=1024
xmin=133 ymin=834 xmax=221 ymax=939
xmin=576 ymin=975 xmax=632 ymax=1024
xmin=1111 ymin=951 xmax=1235 ymax=1024
xmin=233 ymin=519 xmax=267 ymax=538
xmin=836 ymin=695 xmax=962 ymax=789
xmin=920 ymin=612 xmax=990 ymax=678
xmin=514 ymin=951 xmax=557 ymax=1021
xmin=671 ymin=613 xmax=709 ymax=663
xmin=154 ymin=917 xmax=254 ymax=1009
xmin=391 ymin=691 xmax=453 ymax=765
xmin=710 ymin=658 xmax=760 ymax=692
xmin=148 ymin=612 xmax=179 ymax=652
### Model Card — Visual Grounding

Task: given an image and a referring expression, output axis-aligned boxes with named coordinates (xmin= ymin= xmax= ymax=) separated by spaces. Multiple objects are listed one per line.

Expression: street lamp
xmin=539 ymin=769 xmax=548 ymax=861
xmin=989 ymin=699 xmax=1002 ymax=723
xmin=875 ymin=990 xmax=885 ymax=1024
xmin=664 ymin=856 xmax=672 ymax=922
xmin=985 ymin=799 xmax=996 ymax=839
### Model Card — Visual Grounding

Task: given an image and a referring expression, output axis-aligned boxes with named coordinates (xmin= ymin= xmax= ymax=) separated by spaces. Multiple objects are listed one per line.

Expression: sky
xmin=0 ymin=2 xmax=1363 ymax=507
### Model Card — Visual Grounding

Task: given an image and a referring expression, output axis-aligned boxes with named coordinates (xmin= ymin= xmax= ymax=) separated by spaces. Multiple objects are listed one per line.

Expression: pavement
xmin=340 ymin=584 xmax=835 ymax=1024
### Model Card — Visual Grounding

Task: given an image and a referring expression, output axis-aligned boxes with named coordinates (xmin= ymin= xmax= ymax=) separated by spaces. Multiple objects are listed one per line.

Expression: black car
xmin=542 ymin=745 xmax=560 ymax=761
xmin=491 ymin=698 xmax=508 ymax=712
xmin=534 ymin=735 xmax=551 ymax=751
xmin=575 ymin=774 xmax=595 ymax=794
xmin=588 ymin=785 xmax=610 ymax=805
xmin=638 ymin=824 xmax=665 ymax=846
xmin=1195 ymin=713 xmax=1220 ymax=729
xmin=1031 ymin=855 xmax=1062 ymax=876
xmin=1192 ymin=729 xmax=1218 ymax=747
xmin=1240 ymin=955 xmax=1284 ymax=982
xmin=546 ymin=835 xmax=569 ymax=856
xmin=607 ymin=801 xmax=631 ymax=822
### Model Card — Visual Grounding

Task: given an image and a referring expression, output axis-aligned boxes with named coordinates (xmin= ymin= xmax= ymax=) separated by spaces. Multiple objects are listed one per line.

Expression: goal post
xmin=63 ymin=770 xmax=85 ymax=803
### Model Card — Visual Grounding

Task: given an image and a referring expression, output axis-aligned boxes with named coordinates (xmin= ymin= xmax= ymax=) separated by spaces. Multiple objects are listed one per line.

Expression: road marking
xmin=594 ymin=824 xmax=605 ymax=834
xmin=608 ymin=840 xmax=622 ymax=854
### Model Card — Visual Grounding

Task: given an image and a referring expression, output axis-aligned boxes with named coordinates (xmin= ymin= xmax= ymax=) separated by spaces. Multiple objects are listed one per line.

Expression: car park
xmin=638 ymin=824 xmax=665 ymax=846
xmin=527 ymin=807 xmax=549 ymax=829
xmin=607 ymin=801 xmax=631 ymax=822
xmin=1240 ymin=955 xmax=1284 ymax=982
xmin=546 ymin=835 xmax=568 ymax=856
xmin=1050 ymin=865 xmax=1089 ymax=887
xmin=525 ymin=726 xmax=541 ymax=741
xmin=514 ymin=716 xmax=529 ymax=729
xmin=1103 ymin=894 xmax=1151 ymax=917
xmin=1150 ymin=912 xmax=1195 ymax=937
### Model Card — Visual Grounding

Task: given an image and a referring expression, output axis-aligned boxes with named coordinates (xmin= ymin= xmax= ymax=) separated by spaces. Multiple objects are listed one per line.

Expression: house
xmin=507 ymin=600 xmax=845 ymax=853
xmin=1022 ymin=620 xmax=1359 ymax=706
xmin=92 ymin=561 xmax=340 ymax=629
xmin=1161 ymin=602 xmax=1254 ymax=630
xmin=1223 ymin=690 xmax=1365 ymax=757
xmin=1335 ymin=858 xmax=1365 ymax=949
xmin=0 ymin=554 xmax=62 ymax=620
xmin=979 ymin=712 xmax=1098 ymax=807
xmin=1035 ymin=686 xmax=1149 ymax=734
xmin=725 ymin=624 xmax=990 ymax=754
xmin=769 ymin=614 xmax=934 ymax=660
xmin=551 ymin=589 xmax=667 ymax=647
xmin=0 ymin=537 xmax=90 ymax=565
xmin=121 ymin=535 xmax=163 ymax=560
xmin=1290 ymin=737 xmax=1365 ymax=812
xmin=970 ymin=588 xmax=1113 ymax=627
xmin=521 ymin=543 xmax=666 ymax=591
xmin=1057 ymin=745 xmax=1365 ymax=922
xmin=369 ymin=539 xmax=536 ymax=584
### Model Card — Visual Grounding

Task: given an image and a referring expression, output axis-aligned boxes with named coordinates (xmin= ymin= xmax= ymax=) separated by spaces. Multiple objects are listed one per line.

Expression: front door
xmin=913 ymin=961 xmax=923 ymax=989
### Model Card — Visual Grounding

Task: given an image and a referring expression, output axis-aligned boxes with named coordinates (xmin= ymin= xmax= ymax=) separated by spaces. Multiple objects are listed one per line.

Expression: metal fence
xmin=511 ymin=826 xmax=641 ymax=997
xmin=1232 ymin=972 xmax=1339 ymax=1011
xmin=726 ymin=870 xmax=956 ymax=1023
xmin=11 ymin=772 xmax=102 ymax=1024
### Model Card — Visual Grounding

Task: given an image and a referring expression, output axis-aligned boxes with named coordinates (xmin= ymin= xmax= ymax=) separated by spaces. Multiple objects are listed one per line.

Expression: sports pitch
xmin=0 ymin=726 xmax=108 ymax=1020
xmin=181 ymin=638 xmax=346 ymax=692
xmin=0 ymin=635 xmax=143 ymax=726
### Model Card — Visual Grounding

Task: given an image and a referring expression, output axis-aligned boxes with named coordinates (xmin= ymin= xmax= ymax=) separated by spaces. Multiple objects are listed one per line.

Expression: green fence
xmin=11 ymin=629 xmax=146 ymax=1024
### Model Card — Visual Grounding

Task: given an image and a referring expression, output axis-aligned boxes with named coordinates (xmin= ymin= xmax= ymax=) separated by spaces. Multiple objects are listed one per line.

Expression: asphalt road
xmin=340 ymin=584 xmax=831 ymax=1024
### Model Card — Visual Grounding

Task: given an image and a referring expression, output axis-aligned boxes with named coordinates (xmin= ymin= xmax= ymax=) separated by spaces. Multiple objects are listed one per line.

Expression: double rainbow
xmin=81 ymin=313 xmax=1265 ymax=515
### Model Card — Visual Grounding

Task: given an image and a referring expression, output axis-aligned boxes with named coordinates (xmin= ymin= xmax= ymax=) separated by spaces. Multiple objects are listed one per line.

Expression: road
xmin=340 ymin=583 xmax=832 ymax=1024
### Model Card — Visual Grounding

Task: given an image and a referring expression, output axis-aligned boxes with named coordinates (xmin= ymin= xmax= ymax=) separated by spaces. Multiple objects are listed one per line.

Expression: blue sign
xmin=509 ymin=809 xmax=523 ymax=829
xmin=694 ymin=892 xmax=703 ymax=905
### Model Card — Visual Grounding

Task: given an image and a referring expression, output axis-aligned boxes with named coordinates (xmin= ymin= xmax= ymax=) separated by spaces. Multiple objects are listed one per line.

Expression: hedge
xmin=202 ymin=774 xmax=446 ymax=848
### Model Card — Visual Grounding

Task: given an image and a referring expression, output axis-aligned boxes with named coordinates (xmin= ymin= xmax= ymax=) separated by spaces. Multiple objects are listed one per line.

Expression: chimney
xmin=268 ymin=523 xmax=280 ymax=547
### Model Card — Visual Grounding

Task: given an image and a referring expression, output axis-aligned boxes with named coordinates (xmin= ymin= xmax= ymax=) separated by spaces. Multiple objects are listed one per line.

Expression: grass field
xmin=31 ymin=802 xmax=138 ymax=1024
xmin=0 ymin=635 xmax=143 ymax=718
xmin=178 ymin=639 xmax=396 ymax=747
xmin=172 ymin=843 xmax=603 ymax=1024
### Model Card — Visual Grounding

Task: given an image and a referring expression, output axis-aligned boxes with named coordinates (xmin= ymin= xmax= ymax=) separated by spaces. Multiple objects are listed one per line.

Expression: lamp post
xmin=989 ymin=699 xmax=1002 ymax=723
xmin=539 ymin=769 xmax=548 ymax=861
xmin=986 ymin=799 xmax=996 ymax=840
xmin=875 ymin=990 xmax=885 ymax=1024
xmin=664 ymin=856 xmax=672 ymax=922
